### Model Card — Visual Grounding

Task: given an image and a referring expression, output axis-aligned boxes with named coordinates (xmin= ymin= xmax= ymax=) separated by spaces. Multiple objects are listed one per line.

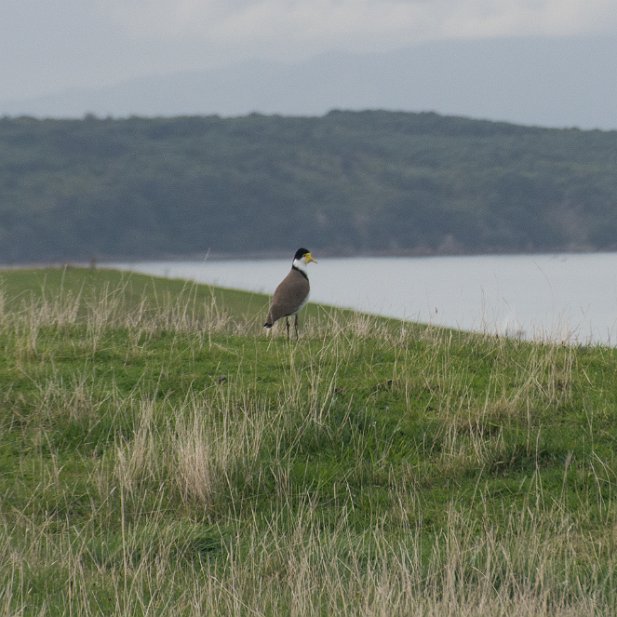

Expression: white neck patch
xmin=293 ymin=257 xmax=308 ymax=274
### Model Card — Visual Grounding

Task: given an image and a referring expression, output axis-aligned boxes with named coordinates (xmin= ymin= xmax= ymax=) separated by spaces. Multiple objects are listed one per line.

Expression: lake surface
xmin=108 ymin=253 xmax=617 ymax=346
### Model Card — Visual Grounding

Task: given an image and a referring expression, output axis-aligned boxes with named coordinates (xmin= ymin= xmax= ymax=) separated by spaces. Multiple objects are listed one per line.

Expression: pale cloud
xmin=2 ymin=0 xmax=615 ymax=103
xmin=439 ymin=0 xmax=617 ymax=38
xmin=98 ymin=0 xmax=617 ymax=54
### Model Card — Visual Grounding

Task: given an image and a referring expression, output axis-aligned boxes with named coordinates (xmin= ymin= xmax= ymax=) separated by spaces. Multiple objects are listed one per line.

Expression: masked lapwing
xmin=264 ymin=248 xmax=317 ymax=338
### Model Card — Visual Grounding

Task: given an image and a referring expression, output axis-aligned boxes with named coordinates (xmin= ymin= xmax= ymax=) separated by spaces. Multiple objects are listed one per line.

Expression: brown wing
xmin=266 ymin=269 xmax=310 ymax=324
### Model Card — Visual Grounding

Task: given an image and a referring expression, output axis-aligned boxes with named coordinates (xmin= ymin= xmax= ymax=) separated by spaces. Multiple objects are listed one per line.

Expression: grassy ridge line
xmin=0 ymin=267 xmax=616 ymax=616
xmin=0 ymin=266 xmax=271 ymax=324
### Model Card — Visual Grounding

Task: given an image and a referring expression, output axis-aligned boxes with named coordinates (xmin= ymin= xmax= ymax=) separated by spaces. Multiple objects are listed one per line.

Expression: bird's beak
xmin=305 ymin=252 xmax=317 ymax=264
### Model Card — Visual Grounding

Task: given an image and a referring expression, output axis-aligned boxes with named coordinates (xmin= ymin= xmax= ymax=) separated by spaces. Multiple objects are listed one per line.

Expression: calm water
xmin=109 ymin=253 xmax=617 ymax=345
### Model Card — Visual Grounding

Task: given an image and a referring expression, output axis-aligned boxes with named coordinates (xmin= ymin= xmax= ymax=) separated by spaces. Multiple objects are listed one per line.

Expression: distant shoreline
xmin=2 ymin=246 xmax=617 ymax=270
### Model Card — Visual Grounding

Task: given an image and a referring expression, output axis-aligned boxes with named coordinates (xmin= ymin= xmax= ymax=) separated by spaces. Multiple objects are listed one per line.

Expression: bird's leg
xmin=285 ymin=317 xmax=290 ymax=339
xmin=294 ymin=314 xmax=299 ymax=339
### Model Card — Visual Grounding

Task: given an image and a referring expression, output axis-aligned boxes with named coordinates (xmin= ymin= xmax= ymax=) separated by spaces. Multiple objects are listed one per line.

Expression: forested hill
xmin=1 ymin=110 xmax=616 ymax=263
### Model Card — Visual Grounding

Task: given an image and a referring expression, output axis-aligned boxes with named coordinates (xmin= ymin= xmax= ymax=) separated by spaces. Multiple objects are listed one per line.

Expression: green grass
xmin=1 ymin=266 xmax=617 ymax=615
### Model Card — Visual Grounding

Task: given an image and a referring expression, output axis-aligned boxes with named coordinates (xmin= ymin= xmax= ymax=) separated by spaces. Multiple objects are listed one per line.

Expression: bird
xmin=264 ymin=248 xmax=317 ymax=338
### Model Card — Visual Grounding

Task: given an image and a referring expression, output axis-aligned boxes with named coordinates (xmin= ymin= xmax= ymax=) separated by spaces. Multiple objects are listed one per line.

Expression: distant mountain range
xmin=2 ymin=36 xmax=617 ymax=130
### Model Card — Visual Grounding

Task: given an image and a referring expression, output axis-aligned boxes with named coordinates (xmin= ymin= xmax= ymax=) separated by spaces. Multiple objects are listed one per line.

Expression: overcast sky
xmin=2 ymin=1 xmax=616 ymax=110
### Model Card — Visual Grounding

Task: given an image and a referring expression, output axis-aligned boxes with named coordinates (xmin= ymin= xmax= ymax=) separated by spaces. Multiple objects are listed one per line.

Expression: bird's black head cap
xmin=293 ymin=248 xmax=310 ymax=261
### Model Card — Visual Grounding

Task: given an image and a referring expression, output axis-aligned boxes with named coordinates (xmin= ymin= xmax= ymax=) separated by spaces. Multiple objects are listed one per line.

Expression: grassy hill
xmin=1 ymin=111 xmax=617 ymax=262
xmin=1 ymin=267 xmax=617 ymax=615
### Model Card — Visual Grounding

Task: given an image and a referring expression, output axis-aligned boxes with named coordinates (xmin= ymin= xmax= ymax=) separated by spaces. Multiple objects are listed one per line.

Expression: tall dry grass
xmin=0 ymin=277 xmax=615 ymax=615
xmin=2 ymin=493 xmax=615 ymax=616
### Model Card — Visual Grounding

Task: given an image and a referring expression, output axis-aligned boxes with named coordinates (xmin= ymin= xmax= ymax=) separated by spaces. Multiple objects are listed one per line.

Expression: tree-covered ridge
xmin=0 ymin=110 xmax=615 ymax=262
